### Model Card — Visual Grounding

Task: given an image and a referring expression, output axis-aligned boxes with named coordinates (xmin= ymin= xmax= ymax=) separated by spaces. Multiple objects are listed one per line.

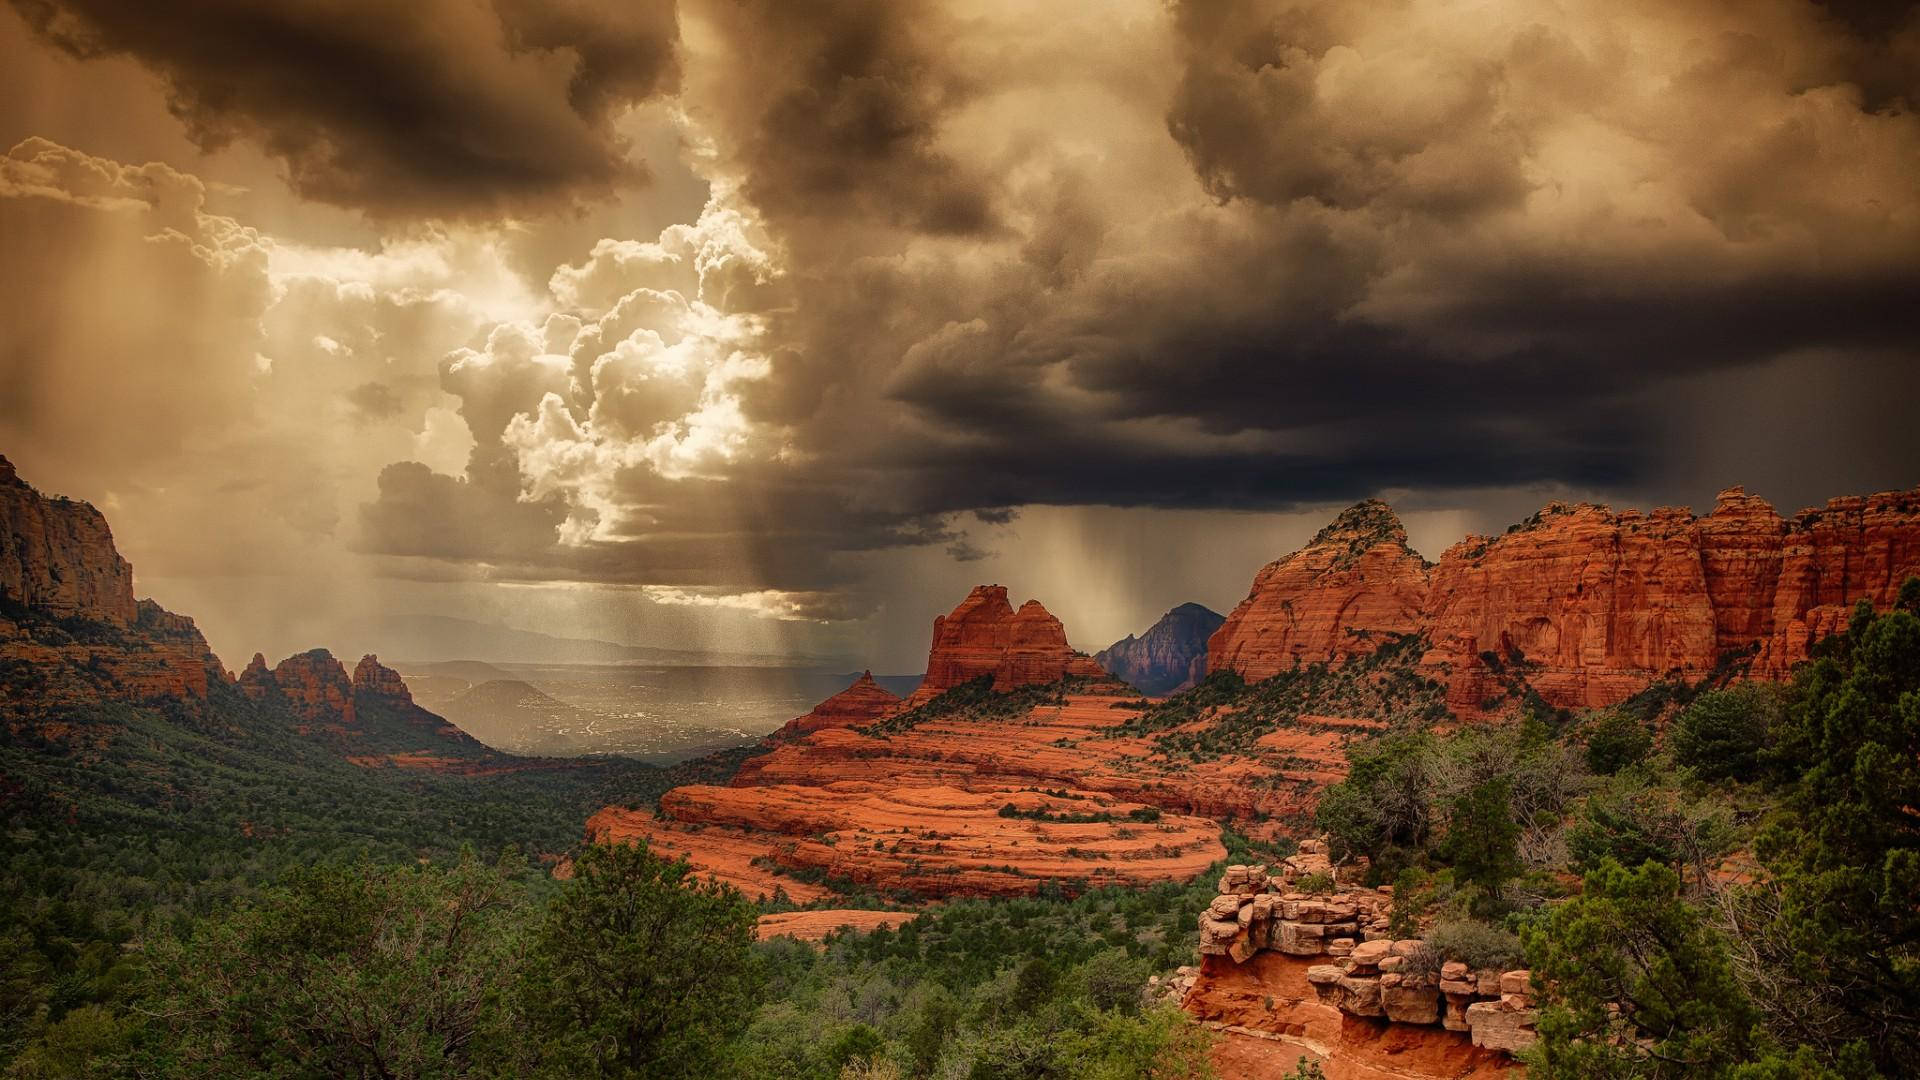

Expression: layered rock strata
xmin=593 ymin=783 xmax=1224 ymax=901
xmin=908 ymin=586 xmax=1105 ymax=705
xmin=1185 ymin=850 xmax=1536 ymax=1067
xmin=767 ymin=671 xmax=900 ymax=740
xmin=1210 ymin=486 xmax=1920 ymax=711
xmin=1209 ymin=502 xmax=1432 ymax=682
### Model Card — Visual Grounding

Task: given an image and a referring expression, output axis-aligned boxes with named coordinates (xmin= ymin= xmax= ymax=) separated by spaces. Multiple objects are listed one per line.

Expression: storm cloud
xmin=7 ymin=0 xmax=679 ymax=215
xmin=3 ymin=0 xmax=1918 ymax=667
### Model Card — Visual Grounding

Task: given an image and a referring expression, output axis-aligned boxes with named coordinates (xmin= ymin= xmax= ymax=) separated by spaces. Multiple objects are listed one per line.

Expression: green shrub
xmin=1294 ymin=872 xmax=1335 ymax=895
xmin=1424 ymin=918 xmax=1525 ymax=971
xmin=1672 ymin=685 xmax=1778 ymax=782
xmin=1582 ymin=711 xmax=1653 ymax=775
xmin=1388 ymin=868 xmax=1434 ymax=938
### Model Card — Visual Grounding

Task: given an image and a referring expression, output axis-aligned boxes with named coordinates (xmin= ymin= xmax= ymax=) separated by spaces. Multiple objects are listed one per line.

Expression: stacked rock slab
xmin=1196 ymin=841 xmax=1536 ymax=1055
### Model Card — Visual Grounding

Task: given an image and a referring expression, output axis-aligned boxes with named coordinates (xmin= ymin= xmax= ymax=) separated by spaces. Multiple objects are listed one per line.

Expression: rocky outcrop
xmin=351 ymin=654 xmax=413 ymax=703
xmin=767 ymin=671 xmax=900 ymax=740
xmin=1096 ymin=603 xmax=1224 ymax=695
xmin=1208 ymin=502 xmax=1432 ymax=683
xmin=1186 ymin=850 xmax=1536 ymax=1065
xmin=0 ymin=455 xmax=136 ymax=626
xmin=907 ymin=586 xmax=1106 ymax=705
xmin=0 ymin=458 xmax=228 ymax=716
xmin=1210 ymin=486 xmax=1920 ymax=711
xmin=257 ymin=649 xmax=357 ymax=727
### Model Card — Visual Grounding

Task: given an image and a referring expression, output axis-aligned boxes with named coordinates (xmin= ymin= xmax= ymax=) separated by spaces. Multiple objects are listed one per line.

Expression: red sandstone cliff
xmin=1211 ymin=486 xmax=1920 ymax=711
xmin=1207 ymin=502 xmax=1431 ymax=682
xmin=906 ymin=586 xmax=1106 ymax=705
xmin=0 ymin=457 xmax=228 ymax=714
xmin=0 ymin=455 xmax=137 ymax=626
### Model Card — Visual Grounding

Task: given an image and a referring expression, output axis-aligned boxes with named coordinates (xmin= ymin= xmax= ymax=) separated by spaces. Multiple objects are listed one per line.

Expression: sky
xmin=2 ymin=0 xmax=1917 ymax=673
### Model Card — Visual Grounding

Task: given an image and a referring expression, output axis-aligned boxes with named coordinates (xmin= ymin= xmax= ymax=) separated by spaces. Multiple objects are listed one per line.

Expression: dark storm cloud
xmin=747 ymin=0 xmax=1920 ymax=514
xmin=7 ymin=0 xmax=679 ymax=216
xmin=692 ymin=0 xmax=995 ymax=236
xmin=339 ymin=0 xmax=1918 ymax=616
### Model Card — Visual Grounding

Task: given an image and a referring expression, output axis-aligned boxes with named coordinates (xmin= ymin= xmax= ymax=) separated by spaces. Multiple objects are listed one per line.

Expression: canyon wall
xmin=1211 ymin=486 xmax=1920 ymax=710
xmin=907 ymin=586 xmax=1105 ymax=705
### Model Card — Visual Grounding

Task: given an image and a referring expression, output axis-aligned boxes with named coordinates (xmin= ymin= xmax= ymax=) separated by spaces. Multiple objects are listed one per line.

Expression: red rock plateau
xmin=1211 ymin=486 xmax=1920 ymax=711
xmin=754 ymin=909 xmax=916 ymax=943
xmin=0 ymin=456 xmax=230 ymax=718
xmin=907 ymin=586 xmax=1105 ymax=705
xmin=768 ymin=670 xmax=900 ymax=739
xmin=597 ymin=588 xmax=1391 ymax=903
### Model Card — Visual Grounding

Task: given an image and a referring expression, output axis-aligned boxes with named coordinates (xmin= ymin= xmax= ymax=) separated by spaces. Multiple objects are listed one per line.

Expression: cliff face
xmin=1211 ymin=486 xmax=1920 ymax=711
xmin=1756 ymin=491 xmax=1920 ymax=677
xmin=1421 ymin=504 xmax=1721 ymax=711
xmin=0 ymin=457 xmax=228 ymax=715
xmin=907 ymin=586 xmax=1105 ymax=705
xmin=0 ymin=455 xmax=137 ymax=626
xmin=1207 ymin=501 xmax=1432 ymax=683
xmin=1096 ymin=602 xmax=1225 ymax=696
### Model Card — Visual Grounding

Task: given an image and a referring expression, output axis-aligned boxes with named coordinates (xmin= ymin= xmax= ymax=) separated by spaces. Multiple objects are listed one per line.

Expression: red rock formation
xmin=766 ymin=670 xmax=899 ymax=741
xmin=756 ymin=910 xmax=914 ymax=943
xmin=1421 ymin=503 xmax=1720 ymax=711
xmin=238 ymin=653 xmax=276 ymax=701
xmin=267 ymin=649 xmax=356 ymax=726
xmin=1696 ymin=487 xmax=1786 ymax=657
xmin=0 ymin=459 xmax=227 ymax=714
xmin=1208 ymin=502 xmax=1431 ymax=682
xmin=1756 ymin=490 xmax=1920 ymax=677
xmin=1210 ymin=486 xmax=1920 ymax=712
xmin=0 ymin=455 xmax=136 ymax=626
xmin=351 ymin=654 xmax=413 ymax=703
xmin=908 ymin=586 xmax=1105 ymax=705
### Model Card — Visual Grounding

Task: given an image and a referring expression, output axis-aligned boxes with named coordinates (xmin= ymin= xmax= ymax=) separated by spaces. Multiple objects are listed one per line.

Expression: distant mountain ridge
xmin=1095 ymin=603 xmax=1224 ymax=696
xmin=344 ymin=613 xmax=842 ymax=668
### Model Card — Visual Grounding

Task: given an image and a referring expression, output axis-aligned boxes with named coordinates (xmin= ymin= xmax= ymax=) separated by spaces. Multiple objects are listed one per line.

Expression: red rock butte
xmin=908 ymin=585 xmax=1106 ymax=705
xmin=1209 ymin=486 xmax=1920 ymax=711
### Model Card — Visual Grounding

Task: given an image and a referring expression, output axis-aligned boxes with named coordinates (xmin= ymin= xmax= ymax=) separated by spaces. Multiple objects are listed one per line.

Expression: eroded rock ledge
xmin=1186 ymin=842 xmax=1536 ymax=1062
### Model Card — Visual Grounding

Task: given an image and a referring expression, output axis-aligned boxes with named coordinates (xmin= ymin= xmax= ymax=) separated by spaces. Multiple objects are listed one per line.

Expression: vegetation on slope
xmin=1105 ymin=632 xmax=1448 ymax=760
xmin=1310 ymin=582 xmax=1920 ymax=1078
